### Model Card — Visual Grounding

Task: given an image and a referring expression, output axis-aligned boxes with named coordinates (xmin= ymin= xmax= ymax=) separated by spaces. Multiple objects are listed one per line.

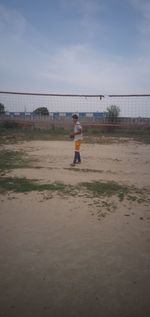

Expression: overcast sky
xmin=0 ymin=0 xmax=150 ymax=94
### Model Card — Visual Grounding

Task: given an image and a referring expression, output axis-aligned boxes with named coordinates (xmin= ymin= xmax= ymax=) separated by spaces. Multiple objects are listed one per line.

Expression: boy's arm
xmin=70 ymin=128 xmax=82 ymax=138
xmin=74 ymin=128 xmax=82 ymax=136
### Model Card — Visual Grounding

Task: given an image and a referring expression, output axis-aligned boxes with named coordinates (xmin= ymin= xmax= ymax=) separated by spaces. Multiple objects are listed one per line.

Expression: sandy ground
xmin=4 ymin=140 xmax=150 ymax=187
xmin=0 ymin=140 xmax=150 ymax=317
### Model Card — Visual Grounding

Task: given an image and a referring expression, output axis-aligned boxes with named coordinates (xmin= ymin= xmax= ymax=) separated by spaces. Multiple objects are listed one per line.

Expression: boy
xmin=70 ymin=114 xmax=83 ymax=166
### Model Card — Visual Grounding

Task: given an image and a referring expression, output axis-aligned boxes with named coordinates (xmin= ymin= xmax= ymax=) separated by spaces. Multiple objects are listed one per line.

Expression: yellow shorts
xmin=75 ymin=140 xmax=81 ymax=152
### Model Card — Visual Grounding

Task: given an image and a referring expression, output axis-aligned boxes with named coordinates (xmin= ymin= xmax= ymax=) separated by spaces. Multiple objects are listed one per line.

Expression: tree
xmin=33 ymin=107 xmax=49 ymax=116
xmin=0 ymin=103 xmax=5 ymax=115
xmin=106 ymin=105 xmax=120 ymax=123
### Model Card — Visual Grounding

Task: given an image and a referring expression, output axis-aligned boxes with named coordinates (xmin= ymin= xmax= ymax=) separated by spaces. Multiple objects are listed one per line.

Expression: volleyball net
xmin=0 ymin=91 xmax=150 ymax=129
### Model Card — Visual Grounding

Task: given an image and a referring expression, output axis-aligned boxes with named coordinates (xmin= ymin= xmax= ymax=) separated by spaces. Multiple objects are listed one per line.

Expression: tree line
xmin=0 ymin=103 xmax=120 ymax=122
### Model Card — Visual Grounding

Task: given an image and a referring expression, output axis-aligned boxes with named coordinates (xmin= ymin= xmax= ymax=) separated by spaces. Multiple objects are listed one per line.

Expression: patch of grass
xmin=0 ymin=126 xmax=69 ymax=144
xmin=0 ymin=177 xmax=128 ymax=197
xmin=80 ymin=180 xmax=129 ymax=198
xmin=0 ymin=124 xmax=149 ymax=144
xmin=0 ymin=150 xmax=30 ymax=174
xmin=118 ymin=191 xmax=125 ymax=201
xmin=25 ymin=127 xmax=69 ymax=140
xmin=0 ymin=175 xmax=149 ymax=212
xmin=84 ymin=127 xmax=150 ymax=144
xmin=0 ymin=177 xmax=66 ymax=193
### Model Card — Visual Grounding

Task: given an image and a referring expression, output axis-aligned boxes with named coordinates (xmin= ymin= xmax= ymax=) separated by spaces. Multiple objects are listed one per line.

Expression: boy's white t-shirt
xmin=74 ymin=121 xmax=83 ymax=140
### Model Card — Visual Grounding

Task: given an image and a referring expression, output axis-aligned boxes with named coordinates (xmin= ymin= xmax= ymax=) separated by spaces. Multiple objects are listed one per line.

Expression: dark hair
xmin=72 ymin=114 xmax=78 ymax=119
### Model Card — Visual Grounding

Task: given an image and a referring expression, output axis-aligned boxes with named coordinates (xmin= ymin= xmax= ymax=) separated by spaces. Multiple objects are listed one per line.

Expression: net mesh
xmin=0 ymin=91 xmax=150 ymax=129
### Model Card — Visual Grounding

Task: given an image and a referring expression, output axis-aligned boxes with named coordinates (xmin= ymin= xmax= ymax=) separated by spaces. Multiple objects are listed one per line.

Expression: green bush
xmin=2 ymin=120 xmax=20 ymax=129
xmin=106 ymin=105 xmax=120 ymax=123
xmin=0 ymin=103 xmax=5 ymax=115
xmin=33 ymin=107 xmax=49 ymax=115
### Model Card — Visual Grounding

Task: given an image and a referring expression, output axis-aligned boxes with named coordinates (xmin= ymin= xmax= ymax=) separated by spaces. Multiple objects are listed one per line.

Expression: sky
xmin=0 ymin=0 xmax=150 ymax=95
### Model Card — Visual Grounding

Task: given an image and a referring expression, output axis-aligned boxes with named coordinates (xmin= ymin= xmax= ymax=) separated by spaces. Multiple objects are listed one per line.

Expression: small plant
xmin=118 ymin=191 xmax=125 ymax=201
xmin=80 ymin=180 xmax=128 ymax=198
xmin=106 ymin=105 xmax=120 ymax=123
xmin=0 ymin=103 xmax=5 ymax=115
xmin=0 ymin=177 xmax=66 ymax=193
xmin=0 ymin=150 xmax=30 ymax=174
xmin=33 ymin=107 xmax=49 ymax=116
xmin=2 ymin=120 xmax=20 ymax=129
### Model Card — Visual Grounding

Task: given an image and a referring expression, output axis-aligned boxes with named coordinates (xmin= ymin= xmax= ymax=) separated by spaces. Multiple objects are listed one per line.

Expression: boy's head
xmin=72 ymin=114 xmax=78 ymax=123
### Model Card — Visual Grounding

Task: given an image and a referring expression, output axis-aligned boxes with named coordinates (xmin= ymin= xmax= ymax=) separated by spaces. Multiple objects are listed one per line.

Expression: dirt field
xmin=0 ymin=140 xmax=150 ymax=317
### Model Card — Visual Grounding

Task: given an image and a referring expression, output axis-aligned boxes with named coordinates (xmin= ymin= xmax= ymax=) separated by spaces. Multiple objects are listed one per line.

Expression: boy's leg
xmin=76 ymin=140 xmax=81 ymax=163
xmin=70 ymin=151 xmax=78 ymax=166
xmin=77 ymin=151 xmax=81 ymax=163
xmin=70 ymin=141 xmax=78 ymax=165
xmin=73 ymin=151 xmax=78 ymax=163
xmin=71 ymin=141 xmax=81 ymax=165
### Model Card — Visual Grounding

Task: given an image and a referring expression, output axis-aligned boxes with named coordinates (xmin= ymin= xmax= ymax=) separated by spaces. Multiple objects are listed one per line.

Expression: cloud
xmin=0 ymin=4 xmax=27 ymax=38
xmin=38 ymin=44 xmax=150 ymax=94
xmin=0 ymin=2 xmax=150 ymax=94
xmin=130 ymin=0 xmax=150 ymax=35
xmin=60 ymin=0 xmax=104 ymax=40
xmin=130 ymin=0 xmax=150 ymax=18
